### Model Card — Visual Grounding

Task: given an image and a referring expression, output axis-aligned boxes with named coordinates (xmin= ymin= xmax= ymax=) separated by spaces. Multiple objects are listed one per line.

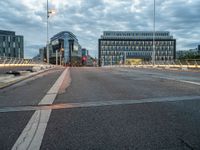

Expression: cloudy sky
xmin=0 ymin=0 xmax=199 ymax=58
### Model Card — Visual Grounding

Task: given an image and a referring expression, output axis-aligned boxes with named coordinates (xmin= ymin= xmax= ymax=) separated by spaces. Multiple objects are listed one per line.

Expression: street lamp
xmin=46 ymin=0 xmax=55 ymax=64
xmin=152 ymin=0 xmax=156 ymax=65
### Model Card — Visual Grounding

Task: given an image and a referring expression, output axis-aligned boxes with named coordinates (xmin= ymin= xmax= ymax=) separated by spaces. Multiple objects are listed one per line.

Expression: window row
xmin=0 ymin=36 xmax=22 ymax=42
xmin=0 ymin=42 xmax=22 ymax=48
xmin=101 ymin=46 xmax=174 ymax=51
xmin=100 ymin=41 xmax=174 ymax=46
xmin=105 ymin=32 xmax=169 ymax=37
xmin=101 ymin=51 xmax=174 ymax=56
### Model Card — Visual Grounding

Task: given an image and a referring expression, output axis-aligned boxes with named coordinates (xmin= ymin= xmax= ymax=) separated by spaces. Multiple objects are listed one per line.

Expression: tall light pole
xmin=152 ymin=0 xmax=156 ymax=65
xmin=46 ymin=0 xmax=55 ymax=64
xmin=46 ymin=0 xmax=49 ymax=64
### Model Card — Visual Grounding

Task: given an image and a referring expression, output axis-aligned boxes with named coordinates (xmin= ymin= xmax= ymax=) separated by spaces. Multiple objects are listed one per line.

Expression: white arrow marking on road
xmin=12 ymin=68 xmax=70 ymax=150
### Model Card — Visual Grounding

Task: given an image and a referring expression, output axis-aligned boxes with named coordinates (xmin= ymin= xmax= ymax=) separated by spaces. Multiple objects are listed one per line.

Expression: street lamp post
xmin=46 ymin=0 xmax=49 ymax=64
xmin=152 ymin=0 xmax=156 ymax=65
xmin=46 ymin=0 xmax=55 ymax=64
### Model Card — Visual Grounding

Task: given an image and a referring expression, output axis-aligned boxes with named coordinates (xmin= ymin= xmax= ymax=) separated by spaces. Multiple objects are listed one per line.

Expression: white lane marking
xmin=117 ymin=68 xmax=200 ymax=86
xmin=12 ymin=68 xmax=70 ymax=150
xmin=155 ymin=76 xmax=200 ymax=86
xmin=178 ymin=80 xmax=200 ymax=86
xmin=1 ymin=95 xmax=200 ymax=113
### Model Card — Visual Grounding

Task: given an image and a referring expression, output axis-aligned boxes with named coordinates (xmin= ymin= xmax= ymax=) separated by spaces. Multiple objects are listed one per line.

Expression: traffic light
xmin=82 ymin=56 xmax=87 ymax=61
xmin=82 ymin=56 xmax=87 ymax=65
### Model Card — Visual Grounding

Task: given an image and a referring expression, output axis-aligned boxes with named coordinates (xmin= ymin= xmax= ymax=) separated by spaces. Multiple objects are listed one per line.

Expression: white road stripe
xmin=178 ymin=80 xmax=200 ymax=86
xmin=12 ymin=68 xmax=70 ymax=150
xmin=119 ymin=68 xmax=200 ymax=86
xmin=118 ymin=68 xmax=200 ymax=85
xmin=155 ymin=76 xmax=200 ymax=86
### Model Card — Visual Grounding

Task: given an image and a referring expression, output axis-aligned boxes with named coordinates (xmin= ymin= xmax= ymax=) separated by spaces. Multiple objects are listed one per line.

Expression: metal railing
xmin=0 ymin=56 xmax=47 ymax=67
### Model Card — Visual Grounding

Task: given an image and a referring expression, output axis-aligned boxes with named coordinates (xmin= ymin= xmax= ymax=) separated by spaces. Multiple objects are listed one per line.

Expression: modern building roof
xmin=0 ymin=30 xmax=15 ymax=36
xmin=51 ymin=31 xmax=78 ymax=41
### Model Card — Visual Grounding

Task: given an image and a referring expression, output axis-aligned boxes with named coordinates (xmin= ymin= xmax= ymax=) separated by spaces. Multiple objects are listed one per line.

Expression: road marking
xmin=178 ymin=80 xmax=200 ymax=86
xmin=155 ymin=76 xmax=200 ymax=86
xmin=116 ymin=68 xmax=200 ymax=86
xmin=1 ymin=95 xmax=200 ymax=113
xmin=12 ymin=68 xmax=70 ymax=150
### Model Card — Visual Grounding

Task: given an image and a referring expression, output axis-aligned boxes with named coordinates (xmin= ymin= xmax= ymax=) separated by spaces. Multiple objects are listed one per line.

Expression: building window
xmin=8 ymin=36 xmax=10 ymax=42
xmin=3 ymin=41 xmax=5 ymax=47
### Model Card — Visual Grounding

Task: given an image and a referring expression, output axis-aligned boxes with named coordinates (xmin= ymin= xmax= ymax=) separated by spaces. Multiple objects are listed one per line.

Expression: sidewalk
xmin=0 ymin=66 xmax=55 ymax=89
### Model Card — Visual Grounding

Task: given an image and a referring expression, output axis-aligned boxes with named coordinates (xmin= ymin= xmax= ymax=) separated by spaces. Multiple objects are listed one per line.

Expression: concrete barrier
xmin=32 ymin=66 xmax=42 ymax=72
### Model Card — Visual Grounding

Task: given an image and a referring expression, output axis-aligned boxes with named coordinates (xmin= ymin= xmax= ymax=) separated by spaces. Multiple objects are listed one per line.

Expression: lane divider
xmin=153 ymin=76 xmax=200 ymax=86
xmin=12 ymin=68 xmax=70 ymax=150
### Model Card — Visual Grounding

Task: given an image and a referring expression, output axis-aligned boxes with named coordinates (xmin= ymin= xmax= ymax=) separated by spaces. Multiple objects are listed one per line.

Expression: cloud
xmin=0 ymin=0 xmax=200 ymax=58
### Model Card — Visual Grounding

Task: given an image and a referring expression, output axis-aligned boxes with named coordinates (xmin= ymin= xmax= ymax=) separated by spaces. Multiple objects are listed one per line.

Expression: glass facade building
xmin=50 ymin=31 xmax=82 ymax=65
xmin=98 ymin=31 xmax=176 ymax=66
xmin=0 ymin=30 xmax=24 ymax=58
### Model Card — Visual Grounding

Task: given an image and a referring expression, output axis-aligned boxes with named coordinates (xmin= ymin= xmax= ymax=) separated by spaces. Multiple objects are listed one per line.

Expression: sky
xmin=0 ymin=0 xmax=200 ymax=58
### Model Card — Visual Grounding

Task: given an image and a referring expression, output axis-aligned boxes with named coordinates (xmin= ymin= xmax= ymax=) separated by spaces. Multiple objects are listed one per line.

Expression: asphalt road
xmin=41 ymin=67 xmax=200 ymax=150
xmin=0 ymin=67 xmax=200 ymax=150
xmin=0 ymin=67 xmax=64 ymax=149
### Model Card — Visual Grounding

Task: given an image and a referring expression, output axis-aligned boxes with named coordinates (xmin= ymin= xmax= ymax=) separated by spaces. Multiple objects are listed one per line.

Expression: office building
xmin=0 ymin=30 xmax=24 ymax=58
xmin=39 ymin=47 xmax=47 ymax=62
xmin=50 ymin=31 xmax=82 ymax=65
xmin=98 ymin=31 xmax=176 ymax=66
